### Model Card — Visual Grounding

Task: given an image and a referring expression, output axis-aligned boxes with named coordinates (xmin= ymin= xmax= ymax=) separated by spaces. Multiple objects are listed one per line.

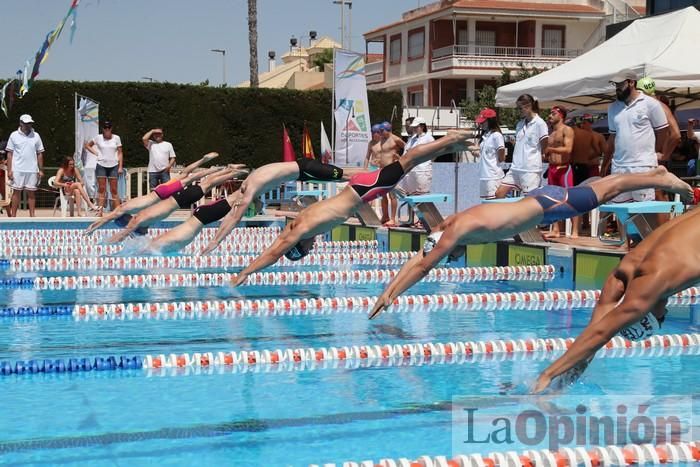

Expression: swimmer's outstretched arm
xmin=231 ymin=226 xmax=303 ymax=287
xmin=369 ymin=228 xmax=459 ymax=319
xmin=533 ymin=290 xmax=657 ymax=393
xmin=201 ymin=192 xmax=245 ymax=255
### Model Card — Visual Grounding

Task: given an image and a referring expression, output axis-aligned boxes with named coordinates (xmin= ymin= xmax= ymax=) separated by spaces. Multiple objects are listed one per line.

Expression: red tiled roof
xmin=364 ymin=0 xmax=604 ymax=37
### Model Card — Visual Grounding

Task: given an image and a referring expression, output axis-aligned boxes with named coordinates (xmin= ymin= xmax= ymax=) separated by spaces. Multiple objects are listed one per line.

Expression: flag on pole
xmin=282 ymin=124 xmax=296 ymax=162
xmin=320 ymin=122 xmax=333 ymax=164
xmin=302 ymin=123 xmax=315 ymax=160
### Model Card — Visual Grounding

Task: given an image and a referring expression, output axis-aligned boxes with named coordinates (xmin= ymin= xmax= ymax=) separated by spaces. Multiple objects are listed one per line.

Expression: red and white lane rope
xmin=1 ymin=238 xmax=379 ymax=258
xmin=8 ymin=251 xmax=415 ymax=272
xmin=72 ymin=287 xmax=700 ymax=321
xmin=0 ymin=226 xmax=279 ymax=241
xmin=141 ymin=332 xmax=700 ymax=370
xmin=35 ymin=265 xmax=555 ymax=290
xmin=144 ymin=342 xmax=700 ymax=377
xmin=312 ymin=440 xmax=700 ymax=467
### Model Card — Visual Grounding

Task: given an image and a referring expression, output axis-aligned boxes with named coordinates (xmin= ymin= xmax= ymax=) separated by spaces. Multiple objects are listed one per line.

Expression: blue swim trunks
xmin=527 ymin=185 xmax=599 ymax=225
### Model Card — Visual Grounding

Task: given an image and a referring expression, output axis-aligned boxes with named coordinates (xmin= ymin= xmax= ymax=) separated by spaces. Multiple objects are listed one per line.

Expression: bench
xmin=598 ymin=200 xmax=684 ymax=245
xmin=399 ymin=193 xmax=452 ymax=232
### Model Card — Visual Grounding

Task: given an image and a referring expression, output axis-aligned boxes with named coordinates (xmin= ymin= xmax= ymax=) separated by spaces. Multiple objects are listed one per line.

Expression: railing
xmin=432 ymin=44 xmax=581 ymax=59
xmin=365 ymin=60 xmax=384 ymax=84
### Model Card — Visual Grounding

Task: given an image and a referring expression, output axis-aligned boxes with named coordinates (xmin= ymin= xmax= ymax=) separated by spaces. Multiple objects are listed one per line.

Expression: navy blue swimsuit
xmin=528 ymin=185 xmax=599 ymax=225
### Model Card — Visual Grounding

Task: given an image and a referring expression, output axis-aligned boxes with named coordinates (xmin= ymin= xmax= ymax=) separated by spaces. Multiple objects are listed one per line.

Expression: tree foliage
xmin=0 ymin=81 xmax=401 ymax=168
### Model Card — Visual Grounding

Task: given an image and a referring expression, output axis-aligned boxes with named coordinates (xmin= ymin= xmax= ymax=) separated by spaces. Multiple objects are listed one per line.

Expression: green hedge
xmin=0 ymin=81 xmax=402 ymax=168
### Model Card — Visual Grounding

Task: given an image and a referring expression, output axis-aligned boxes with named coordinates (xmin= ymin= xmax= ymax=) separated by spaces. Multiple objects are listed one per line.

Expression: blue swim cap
xmin=381 ymin=121 xmax=392 ymax=131
xmin=371 ymin=124 xmax=382 ymax=134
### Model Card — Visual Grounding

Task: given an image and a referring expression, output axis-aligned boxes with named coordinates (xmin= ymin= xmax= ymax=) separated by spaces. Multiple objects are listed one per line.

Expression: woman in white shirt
xmin=495 ymin=94 xmax=549 ymax=197
xmin=473 ymin=108 xmax=506 ymax=199
xmin=85 ymin=121 xmax=123 ymax=213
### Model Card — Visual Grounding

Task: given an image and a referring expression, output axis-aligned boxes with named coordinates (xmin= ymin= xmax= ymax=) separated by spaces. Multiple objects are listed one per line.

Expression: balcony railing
xmin=365 ymin=60 xmax=384 ymax=84
xmin=432 ymin=44 xmax=581 ymax=59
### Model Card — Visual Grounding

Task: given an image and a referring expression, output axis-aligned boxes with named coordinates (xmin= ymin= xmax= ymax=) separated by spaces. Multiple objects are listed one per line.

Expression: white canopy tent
xmin=496 ymin=7 xmax=700 ymax=109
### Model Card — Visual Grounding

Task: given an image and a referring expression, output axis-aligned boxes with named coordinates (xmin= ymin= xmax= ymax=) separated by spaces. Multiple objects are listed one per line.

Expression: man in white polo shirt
xmin=602 ymin=70 xmax=669 ymax=203
xmin=142 ymin=128 xmax=176 ymax=191
xmin=399 ymin=117 xmax=435 ymax=195
xmin=6 ymin=114 xmax=44 ymax=217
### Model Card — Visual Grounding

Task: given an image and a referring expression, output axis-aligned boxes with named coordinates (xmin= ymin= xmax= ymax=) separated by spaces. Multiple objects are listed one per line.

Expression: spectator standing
xmin=142 ymin=128 xmax=176 ymax=191
xmin=571 ymin=114 xmax=606 ymax=235
xmin=378 ymin=121 xmax=405 ymax=226
xmin=401 ymin=117 xmax=435 ymax=196
xmin=688 ymin=119 xmax=699 ymax=172
xmin=544 ymin=106 xmax=575 ymax=237
xmin=601 ymin=71 xmax=669 ymax=203
xmin=363 ymin=124 xmax=382 ymax=171
xmin=473 ymin=108 xmax=505 ymax=200
xmin=85 ymin=121 xmax=123 ymax=212
xmin=495 ymin=94 xmax=548 ymax=197
xmin=6 ymin=114 xmax=44 ymax=217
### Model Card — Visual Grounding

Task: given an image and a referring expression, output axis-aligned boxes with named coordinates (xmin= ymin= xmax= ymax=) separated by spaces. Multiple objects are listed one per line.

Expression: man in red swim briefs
xmin=544 ymin=106 xmax=575 ymax=237
xmin=230 ymin=131 xmax=471 ymax=286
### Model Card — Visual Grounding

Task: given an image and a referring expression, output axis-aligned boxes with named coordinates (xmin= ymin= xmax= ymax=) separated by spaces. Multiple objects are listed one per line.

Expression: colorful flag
xmin=0 ymin=80 xmax=17 ymax=117
xmin=282 ymin=125 xmax=296 ymax=162
xmin=302 ymin=123 xmax=315 ymax=160
xmin=20 ymin=61 xmax=30 ymax=97
xmin=320 ymin=122 xmax=332 ymax=164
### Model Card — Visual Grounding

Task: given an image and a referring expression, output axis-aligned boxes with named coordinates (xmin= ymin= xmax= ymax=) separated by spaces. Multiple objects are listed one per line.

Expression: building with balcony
xmin=363 ymin=0 xmax=643 ymax=109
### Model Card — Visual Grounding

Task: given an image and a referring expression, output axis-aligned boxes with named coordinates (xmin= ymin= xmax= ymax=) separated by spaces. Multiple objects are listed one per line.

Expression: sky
xmin=2 ymin=0 xmax=424 ymax=86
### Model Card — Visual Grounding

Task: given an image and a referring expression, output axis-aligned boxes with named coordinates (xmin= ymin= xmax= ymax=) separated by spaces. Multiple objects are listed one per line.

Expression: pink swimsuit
xmin=153 ymin=179 xmax=184 ymax=200
xmin=348 ymin=161 xmax=405 ymax=203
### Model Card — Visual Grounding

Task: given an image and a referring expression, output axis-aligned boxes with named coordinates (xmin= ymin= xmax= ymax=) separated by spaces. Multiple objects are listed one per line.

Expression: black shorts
xmin=171 ymin=185 xmax=205 ymax=209
xmin=192 ymin=198 xmax=231 ymax=225
xmin=572 ymin=164 xmax=589 ymax=186
xmin=296 ymin=158 xmax=344 ymax=182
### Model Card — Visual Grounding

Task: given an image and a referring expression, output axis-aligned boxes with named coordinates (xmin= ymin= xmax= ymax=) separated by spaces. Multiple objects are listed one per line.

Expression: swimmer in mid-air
xmin=200 ymin=158 xmax=366 ymax=255
xmin=85 ymin=152 xmax=225 ymax=235
xmin=104 ymin=165 xmax=247 ymax=244
xmin=533 ymin=196 xmax=700 ymax=392
xmin=368 ymin=166 xmax=694 ymax=320
xmin=230 ymin=130 xmax=471 ymax=286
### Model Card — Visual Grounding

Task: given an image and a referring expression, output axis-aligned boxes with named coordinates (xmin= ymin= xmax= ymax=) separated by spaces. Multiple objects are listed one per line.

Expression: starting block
xmin=399 ymin=193 xmax=452 ymax=232
xmin=598 ymin=200 xmax=684 ymax=245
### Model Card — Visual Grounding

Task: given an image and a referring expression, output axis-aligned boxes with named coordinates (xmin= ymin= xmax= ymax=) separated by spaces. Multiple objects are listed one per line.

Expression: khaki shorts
xmin=499 ymin=170 xmax=541 ymax=194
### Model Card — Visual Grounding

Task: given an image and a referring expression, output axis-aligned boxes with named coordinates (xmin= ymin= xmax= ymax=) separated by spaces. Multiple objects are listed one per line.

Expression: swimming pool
xmin=1 ymin=225 xmax=699 ymax=466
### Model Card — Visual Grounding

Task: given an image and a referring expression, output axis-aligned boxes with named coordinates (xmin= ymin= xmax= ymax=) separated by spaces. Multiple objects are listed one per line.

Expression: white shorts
xmin=610 ymin=164 xmax=656 ymax=202
xmin=397 ymin=170 xmax=432 ymax=195
xmin=480 ymin=178 xmax=503 ymax=199
xmin=499 ymin=170 xmax=541 ymax=194
xmin=11 ymin=172 xmax=39 ymax=191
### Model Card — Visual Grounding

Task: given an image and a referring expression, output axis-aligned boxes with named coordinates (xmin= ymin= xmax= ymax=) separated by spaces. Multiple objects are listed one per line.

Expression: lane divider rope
xmin=311 ymin=440 xmax=700 ymax=467
xmin=2 ymin=332 xmax=699 ymax=376
xmin=3 ymin=286 xmax=697 ymax=320
xmin=3 ymin=251 xmax=415 ymax=272
xmin=27 ymin=265 xmax=556 ymax=291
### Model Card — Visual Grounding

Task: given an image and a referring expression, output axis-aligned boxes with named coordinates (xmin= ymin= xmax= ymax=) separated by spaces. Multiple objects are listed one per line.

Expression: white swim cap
xmin=618 ymin=312 xmax=660 ymax=341
xmin=423 ymin=231 xmax=447 ymax=265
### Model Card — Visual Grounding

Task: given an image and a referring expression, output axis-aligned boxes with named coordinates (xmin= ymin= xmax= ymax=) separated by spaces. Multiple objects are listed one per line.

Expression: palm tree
xmin=248 ymin=0 xmax=259 ymax=87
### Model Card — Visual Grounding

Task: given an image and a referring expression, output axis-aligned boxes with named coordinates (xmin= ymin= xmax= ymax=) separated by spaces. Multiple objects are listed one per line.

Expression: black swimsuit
xmin=171 ymin=185 xmax=205 ymax=209
xmin=192 ymin=198 xmax=232 ymax=225
xmin=296 ymin=158 xmax=344 ymax=182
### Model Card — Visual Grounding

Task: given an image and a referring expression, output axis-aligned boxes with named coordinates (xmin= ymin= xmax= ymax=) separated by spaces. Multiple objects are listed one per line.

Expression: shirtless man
xmin=544 ymin=106 xmax=575 ymax=237
xmin=368 ymin=167 xmax=693 ymax=320
xmin=571 ymin=115 xmax=606 ymax=235
xmin=230 ymin=131 xmax=470 ymax=286
xmin=534 ymin=195 xmax=700 ymax=393
xmin=378 ymin=121 xmax=405 ymax=225
xmin=363 ymin=124 xmax=382 ymax=171
xmin=200 ymin=158 xmax=364 ymax=254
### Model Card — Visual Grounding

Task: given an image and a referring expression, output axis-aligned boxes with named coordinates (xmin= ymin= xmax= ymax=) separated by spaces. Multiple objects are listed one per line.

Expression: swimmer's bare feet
xmin=445 ymin=130 xmax=470 ymax=152
xmin=657 ymin=167 xmax=694 ymax=203
xmin=202 ymin=152 xmax=219 ymax=162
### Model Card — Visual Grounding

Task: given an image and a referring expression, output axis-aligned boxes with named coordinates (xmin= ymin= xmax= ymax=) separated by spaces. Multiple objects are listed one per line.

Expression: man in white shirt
xmin=398 ymin=116 xmax=435 ymax=196
xmin=6 ymin=114 xmax=44 ymax=217
xmin=602 ymin=70 xmax=669 ymax=203
xmin=142 ymin=128 xmax=176 ymax=191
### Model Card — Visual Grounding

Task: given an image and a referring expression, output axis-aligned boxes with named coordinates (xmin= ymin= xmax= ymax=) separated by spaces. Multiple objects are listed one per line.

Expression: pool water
xmin=1 ymin=226 xmax=699 ymax=466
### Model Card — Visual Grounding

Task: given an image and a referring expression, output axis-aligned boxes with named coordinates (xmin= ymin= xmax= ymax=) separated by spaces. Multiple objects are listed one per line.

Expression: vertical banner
xmin=333 ymin=49 xmax=371 ymax=167
xmin=75 ymin=94 xmax=98 ymax=196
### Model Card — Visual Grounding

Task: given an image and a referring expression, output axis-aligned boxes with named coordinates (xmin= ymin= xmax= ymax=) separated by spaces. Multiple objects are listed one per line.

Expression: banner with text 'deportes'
xmin=333 ymin=49 xmax=371 ymax=168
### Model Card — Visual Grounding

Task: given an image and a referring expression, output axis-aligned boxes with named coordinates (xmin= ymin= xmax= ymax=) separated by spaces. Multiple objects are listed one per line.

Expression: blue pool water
xmin=1 ymin=226 xmax=699 ymax=466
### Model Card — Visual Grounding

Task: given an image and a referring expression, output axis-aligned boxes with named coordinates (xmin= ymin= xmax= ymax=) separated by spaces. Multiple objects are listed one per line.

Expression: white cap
xmin=19 ymin=114 xmax=34 ymax=124
xmin=410 ymin=116 xmax=427 ymax=127
xmin=618 ymin=312 xmax=660 ymax=341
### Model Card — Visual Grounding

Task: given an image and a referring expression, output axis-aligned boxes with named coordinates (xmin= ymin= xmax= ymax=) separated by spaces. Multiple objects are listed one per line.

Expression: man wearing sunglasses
xmin=601 ymin=70 xmax=669 ymax=201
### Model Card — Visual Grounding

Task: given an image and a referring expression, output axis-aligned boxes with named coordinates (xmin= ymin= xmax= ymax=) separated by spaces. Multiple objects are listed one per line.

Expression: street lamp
xmin=210 ymin=49 xmax=226 ymax=86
